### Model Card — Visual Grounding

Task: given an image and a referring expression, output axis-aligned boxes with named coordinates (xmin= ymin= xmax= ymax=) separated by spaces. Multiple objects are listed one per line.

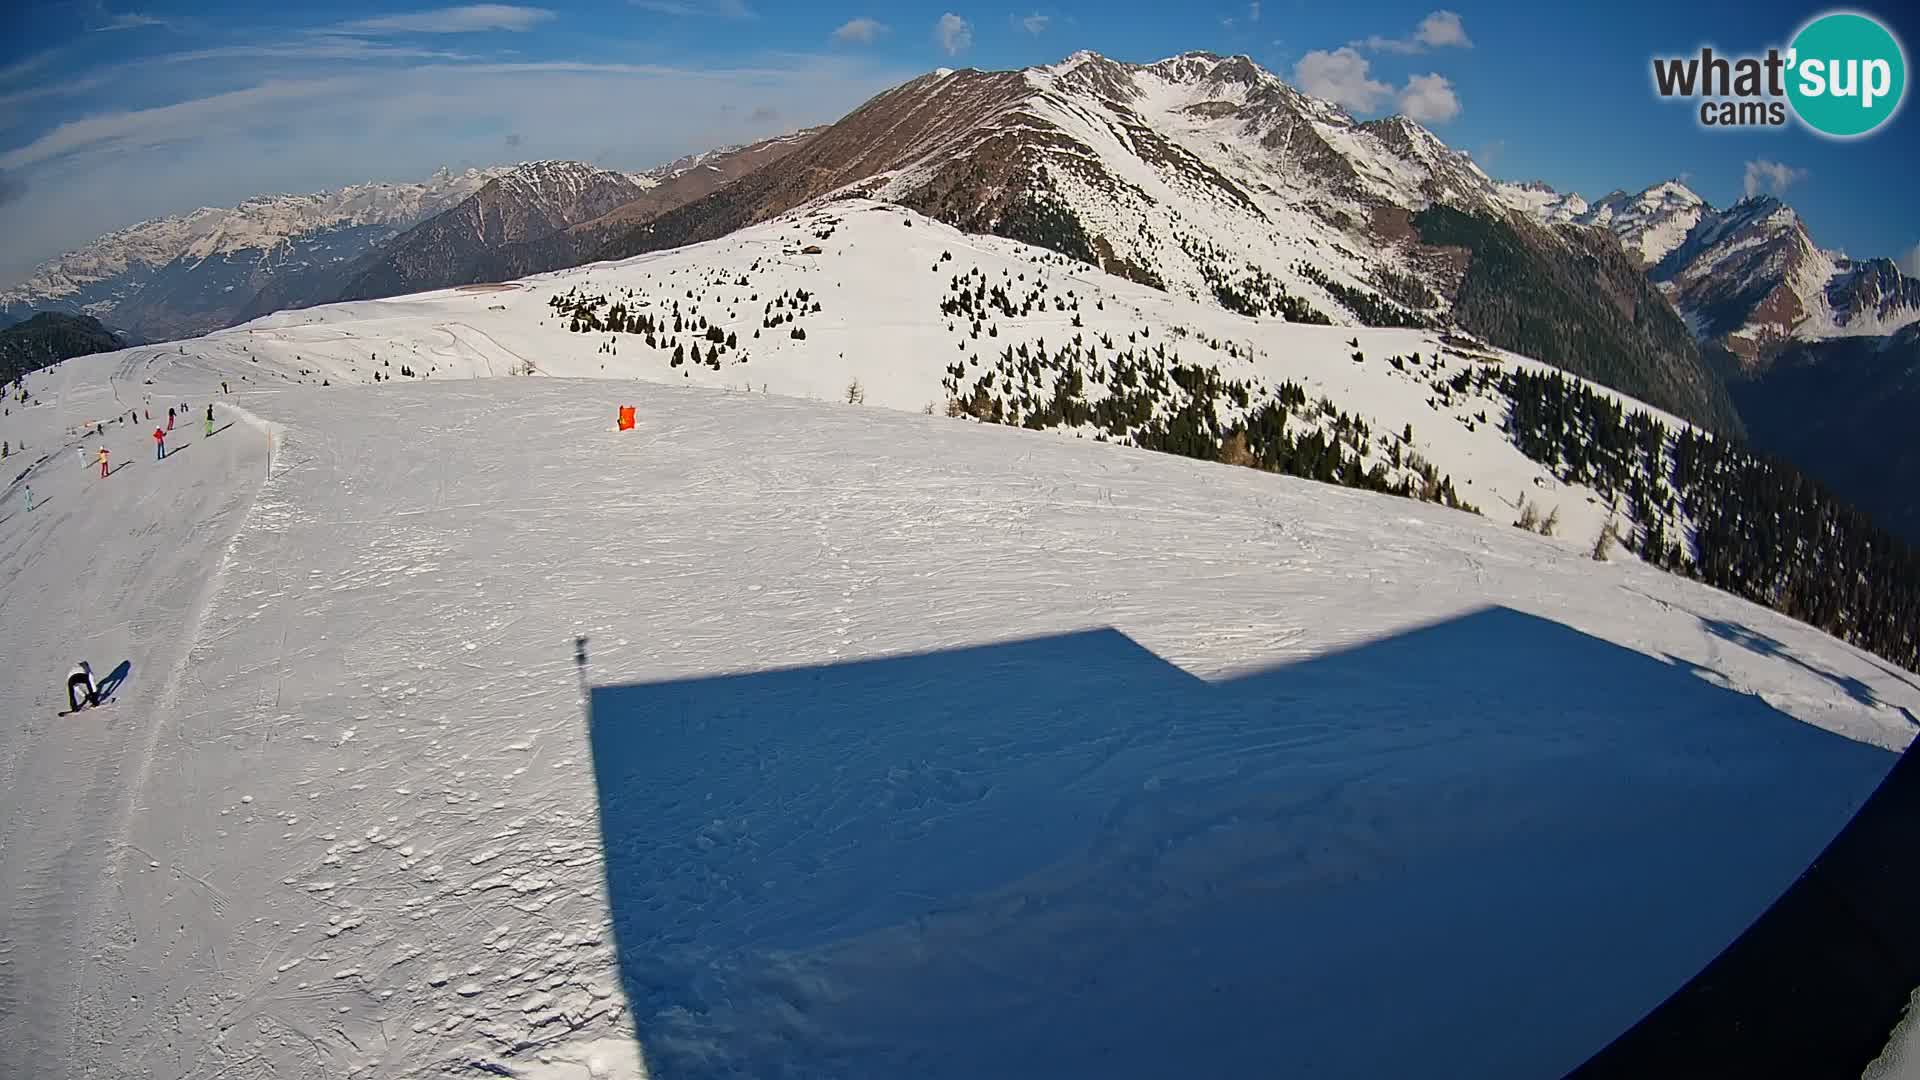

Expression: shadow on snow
xmin=96 ymin=660 xmax=131 ymax=703
xmin=585 ymin=607 xmax=1896 ymax=1080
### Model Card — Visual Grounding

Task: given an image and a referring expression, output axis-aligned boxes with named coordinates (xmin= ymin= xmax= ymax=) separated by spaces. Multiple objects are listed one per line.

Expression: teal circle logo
xmin=1787 ymin=11 xmax=1906 ymax=137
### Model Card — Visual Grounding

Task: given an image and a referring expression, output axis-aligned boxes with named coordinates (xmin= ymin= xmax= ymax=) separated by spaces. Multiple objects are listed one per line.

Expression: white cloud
xmin=832 ymin=17 xmax=887 ymax=44
xmin=1354 ymin=34 xmax=1419 ymax=54
xmin=0 ymin=78 xmax=360 ymax=172
xmin=1295 ymin=49 xmax=1464 ymax=120
xmin=1898 ymin=243 xmax=1920 ymax=278
xmin=1354 ymin=9 xmax=1472 ymax=54
xmin=93 ymin=12 xmax=168 ymax=33
xmin=1398 ymin=73 xmax=1460 ymax=123
xmin=629 ymin=0 xmax=753 ymax=17
xmin=335 ymin=5 xmax=555 ymax=35
xmin=1742 ymin=159 xmax=1807 ymax=197
xmin=935 ymin=13 xmax=972 ymax=55
xmin=0 ymin=74 xmax=111 ymax=111
xmin=1415 ymin=11 xmax=1471 ymax=48
xmin=1248 ymin=2 xmax=1261 ymax=22
xmin=0 ymin=50 xmax=61 ymax=85
xmin=1292 ymin=48 xmax=1392 ymax=112
xmin=1018 ymin=12 xmax=1050 ymax=34
xmin=166 ymin=38 xmax=477 ymax=64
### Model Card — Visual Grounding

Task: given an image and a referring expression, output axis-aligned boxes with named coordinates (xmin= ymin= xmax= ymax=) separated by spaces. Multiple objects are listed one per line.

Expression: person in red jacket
xmin=153 ymin=426 xmax=166 ymax=460
xmin=166 ymin=406 xmax=175 ymax=431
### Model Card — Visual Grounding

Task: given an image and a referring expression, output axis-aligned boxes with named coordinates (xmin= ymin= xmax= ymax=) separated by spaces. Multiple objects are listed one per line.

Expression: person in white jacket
xmin=67 ymin=661 xmax=97 ymax=712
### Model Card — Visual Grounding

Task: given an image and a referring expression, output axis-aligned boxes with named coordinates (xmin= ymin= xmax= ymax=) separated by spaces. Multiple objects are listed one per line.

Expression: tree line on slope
xmin=1413 ymin=206 xmax=1746 ymax=438
xmin=1496 ymin=366 xmax=1920 ymax=674
xmin=0 ymin=312 xmax=123 ymax=386
xmin=932 ymin=259 xmax=1475 ymax=513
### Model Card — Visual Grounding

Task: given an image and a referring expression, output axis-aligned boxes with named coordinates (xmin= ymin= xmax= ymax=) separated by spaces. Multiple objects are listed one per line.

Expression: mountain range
xmin=1508 ymin=182 xmax=1920 ymax=364
xmin=3 ymin=49 xmax=1916 ymax=534
xmin=0 ymin=136 xmax=819 ymax=345
xmin=0 ymin=167 xmax=508 ymax=341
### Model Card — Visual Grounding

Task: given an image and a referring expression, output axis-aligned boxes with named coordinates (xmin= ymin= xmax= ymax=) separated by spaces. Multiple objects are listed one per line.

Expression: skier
xmin=97 ymin=446 xmax=109 ymax=478
xmin=153 ymin=426 xmax=166 ymax=460
xmin=67 ymin=661 xmax=98 ymax=713
xmin=221 ymin=381 xmax=229 ymax=395
xmin=205 ymin=403 xmax=214 ymax=438
xmin=23 ymin=482 xmax=31 ymax=511
xmin=166 ymin=407 xmax=175 ymax=431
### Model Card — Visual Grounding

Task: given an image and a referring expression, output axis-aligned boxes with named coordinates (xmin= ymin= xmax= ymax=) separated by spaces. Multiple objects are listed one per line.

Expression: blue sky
xmin=0 ymin=0 xmax=1915 ymax=284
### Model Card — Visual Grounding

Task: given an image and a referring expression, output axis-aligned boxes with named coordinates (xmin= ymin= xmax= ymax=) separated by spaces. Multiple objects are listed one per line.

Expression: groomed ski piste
xmin=2 ymin=200 xmax=1916 ymax=1080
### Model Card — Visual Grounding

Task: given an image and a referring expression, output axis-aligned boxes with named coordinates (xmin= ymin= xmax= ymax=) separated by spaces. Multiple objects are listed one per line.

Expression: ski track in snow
xmin=0 ymin=347 xmax=268 ymax=1073
xmin=1 ymin=223 xmax=1917 ymax=1078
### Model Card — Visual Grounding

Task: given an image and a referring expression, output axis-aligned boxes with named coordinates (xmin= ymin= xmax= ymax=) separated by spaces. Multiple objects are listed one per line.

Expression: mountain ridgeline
xmin=0 ymin=168 xmax=508 ymax=341
xmin=584 ymin=55 xmax=1745 ymax=434
xmin=332 ymin=162 xmax=653 ymax=302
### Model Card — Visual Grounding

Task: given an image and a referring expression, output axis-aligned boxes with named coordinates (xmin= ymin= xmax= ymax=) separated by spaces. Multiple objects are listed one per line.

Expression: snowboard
xmin=58 ymin=700 xmax=113 ymax=718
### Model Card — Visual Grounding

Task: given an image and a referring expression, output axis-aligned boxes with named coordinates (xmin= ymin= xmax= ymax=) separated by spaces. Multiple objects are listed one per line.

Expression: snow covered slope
xmin=586 ymin=51 xmax=1734 ymax=433
xmin=1 ymin=316 xmax=1912 ymax=1080
xmin=201 ymin=199 xmax=1716 ymax=556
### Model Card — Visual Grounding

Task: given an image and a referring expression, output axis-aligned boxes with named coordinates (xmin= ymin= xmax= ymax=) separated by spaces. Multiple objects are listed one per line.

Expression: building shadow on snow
xmin=585 ymin=607 xmax=1898 ymax=1080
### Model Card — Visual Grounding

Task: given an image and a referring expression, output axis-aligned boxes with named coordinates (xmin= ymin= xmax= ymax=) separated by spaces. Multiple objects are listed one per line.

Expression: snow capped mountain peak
xmin=1643 ymin=179 xmax=1704 ymax=205
xmin=485 ymin=160 xmax=638 ymax=209
xmin=1495 ymin=181 xmax=1590 ymax=225
xmin=1046 ymin=49 xmax=1105 ymax=75
xmin=1500 ymin=178 xmax=1706 ymax=251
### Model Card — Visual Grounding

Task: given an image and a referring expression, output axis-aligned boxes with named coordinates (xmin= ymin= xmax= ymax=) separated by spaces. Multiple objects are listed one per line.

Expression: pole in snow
xmin=573 ymin=637 xmax=590 ymax=709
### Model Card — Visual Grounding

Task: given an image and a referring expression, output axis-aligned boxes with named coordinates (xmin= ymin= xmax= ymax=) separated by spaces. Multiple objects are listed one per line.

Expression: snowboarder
xmin=167 ymin=407 xmax=175 ymax=431
xmin=97 ymin=447 xmax=109 ymax=478
xmin=67 ymin=661 xmax=98 ymax=713
xmin=153 ymin=427 xmax=166 ymax=460
xmin=205 ymin=404 xmax=214 ymax=438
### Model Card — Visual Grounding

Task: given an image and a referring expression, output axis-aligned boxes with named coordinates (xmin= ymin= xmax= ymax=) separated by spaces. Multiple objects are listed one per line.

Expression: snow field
xmin=3 ymin=349 xmax=1914 ymax=1077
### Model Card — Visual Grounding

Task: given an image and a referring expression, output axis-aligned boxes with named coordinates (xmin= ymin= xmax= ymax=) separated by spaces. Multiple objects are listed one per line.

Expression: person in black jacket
xmin=67 ymin=661 xmax=97 ymax=712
